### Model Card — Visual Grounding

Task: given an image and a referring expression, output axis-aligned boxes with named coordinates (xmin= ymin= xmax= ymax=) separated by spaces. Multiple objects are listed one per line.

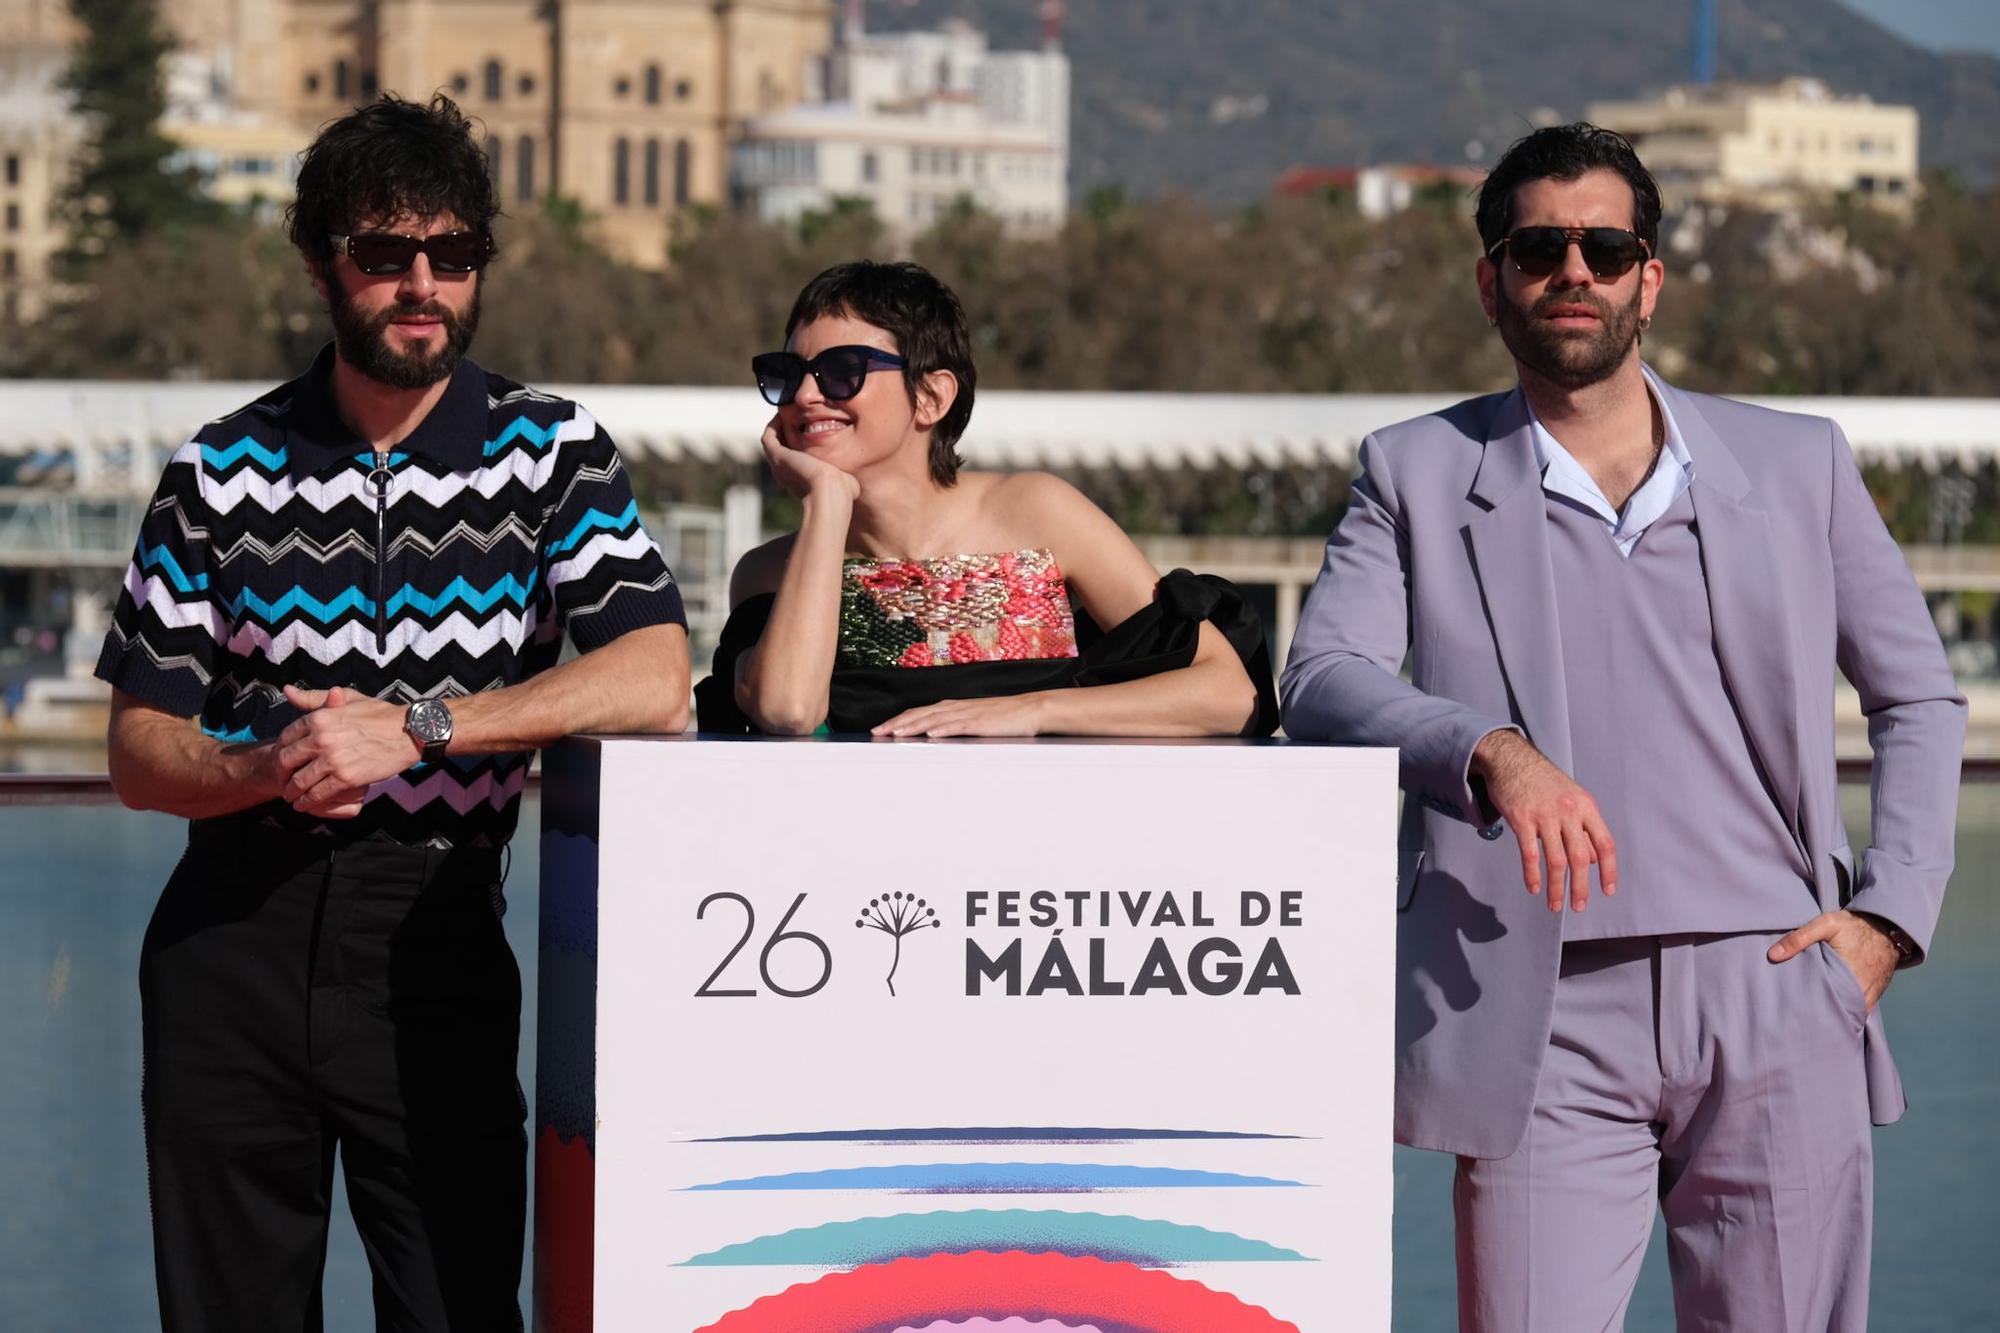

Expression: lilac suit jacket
xmin=1279 ymin=377 xmax=1966 ymax=1159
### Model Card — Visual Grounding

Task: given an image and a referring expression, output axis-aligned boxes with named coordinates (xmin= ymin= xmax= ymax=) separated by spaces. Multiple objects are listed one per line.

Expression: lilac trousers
xmin=1454 ymin=931 xmax=1874 ymax=1332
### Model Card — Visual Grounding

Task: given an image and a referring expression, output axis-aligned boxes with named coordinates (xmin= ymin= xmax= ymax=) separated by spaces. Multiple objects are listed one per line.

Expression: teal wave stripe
xmin=684 ymin=1163 xmax=1305 ymax=1193
xmin=201 ymin=436 xmax=287 ymax=472
xmin=381 ymin=573 xmax=536 ymax=618
xmin=220 ymin=572 xmax=536 ymax=626
xmin=675 ymin=1209 xmax=1312 ymax=1268
xmin=481 ymin=415 xmax=559 ymax=457
xmin=139 ymin=543 xmax=209 ymax=593
xmin=544 ymin=499 xmax=639 ymax=557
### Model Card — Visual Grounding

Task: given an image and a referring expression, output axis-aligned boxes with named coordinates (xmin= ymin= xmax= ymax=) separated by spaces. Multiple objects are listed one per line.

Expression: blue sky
xmin=1837 ymin=0 xmax=2000 ymax=57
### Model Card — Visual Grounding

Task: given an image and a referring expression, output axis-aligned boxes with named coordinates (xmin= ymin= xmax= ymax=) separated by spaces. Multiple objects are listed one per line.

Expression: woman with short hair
xmin=696 ymin=260 xmax=1277 ymax=738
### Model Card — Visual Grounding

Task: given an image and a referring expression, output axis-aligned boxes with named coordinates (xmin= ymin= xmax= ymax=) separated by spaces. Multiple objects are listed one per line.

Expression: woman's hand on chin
xmin=761 ymin=417 xmax=860 ymax=504
xmin=872 ymin=694 xmax=1049 ymax=738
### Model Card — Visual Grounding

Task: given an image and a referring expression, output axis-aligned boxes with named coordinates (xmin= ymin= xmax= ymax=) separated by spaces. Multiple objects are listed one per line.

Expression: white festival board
xmin=536 ymin=737 xmax=1396 ymax=1333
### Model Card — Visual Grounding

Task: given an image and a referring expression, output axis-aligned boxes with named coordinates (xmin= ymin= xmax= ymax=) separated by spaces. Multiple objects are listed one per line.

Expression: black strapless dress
xmin=693 ymin=567 xmax=1280 ymax=737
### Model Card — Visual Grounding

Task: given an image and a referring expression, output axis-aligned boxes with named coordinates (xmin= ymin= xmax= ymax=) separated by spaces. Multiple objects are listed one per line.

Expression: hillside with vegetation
xmin=876 ymin=0 xmax=2000 ymax=202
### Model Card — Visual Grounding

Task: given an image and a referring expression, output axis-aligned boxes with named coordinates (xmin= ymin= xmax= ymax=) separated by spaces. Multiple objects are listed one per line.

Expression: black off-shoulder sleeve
xmin=693 ymin=569 xmax=1278 ymax=737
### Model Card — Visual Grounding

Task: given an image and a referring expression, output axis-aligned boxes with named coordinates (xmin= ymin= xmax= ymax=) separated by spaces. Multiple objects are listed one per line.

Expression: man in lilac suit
xmin=1280 ymin=124 xmax=1964 ymax=1331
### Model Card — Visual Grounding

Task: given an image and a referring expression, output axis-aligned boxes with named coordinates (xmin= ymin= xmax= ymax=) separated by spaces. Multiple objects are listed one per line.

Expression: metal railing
xmin=7 ymin=758 xmax=1997 ymax=809
xmin=0 ymin=489 xmax=147 ymax=569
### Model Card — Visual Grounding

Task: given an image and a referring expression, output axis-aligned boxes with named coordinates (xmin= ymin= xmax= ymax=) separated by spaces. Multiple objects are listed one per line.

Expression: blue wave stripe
xmin=482 ymin=415 xmax=559 ymax=457
xmin=684 ymin=1163 xmax=1305 ymax=1193
xmin=694 ymin=1127 xmax=1303 ymax=1144
xmin=200 ymin=721 xmax=257 ymax=743
xmin=222 ymin=573 xmax=534 ymax=624
xmin=138 ymin=544 xmax=210 ymax=593
xmin=676 ymin=1208 xmax=1312 ymax=1268
xmin=545 ymin=500 xmax=639 ymax=557
xmin=223 ymin=584 xmax=374 ymax=623
xmin=200 ymin=436 xmax=288 ymax=472
xmin=350 ymin=450 xmax=410 ymax=467
xmin=383 ymin=573 xmax=536 ymax=618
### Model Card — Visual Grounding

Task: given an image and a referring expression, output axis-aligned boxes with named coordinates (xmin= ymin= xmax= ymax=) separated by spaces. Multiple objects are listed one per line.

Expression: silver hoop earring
xmin=1639 ymin=315 xmax=1652 ymax=331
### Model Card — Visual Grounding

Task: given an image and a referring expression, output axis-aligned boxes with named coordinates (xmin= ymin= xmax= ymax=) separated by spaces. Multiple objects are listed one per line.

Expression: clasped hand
xmin=259 ymin=685 xmax=420 ymax=819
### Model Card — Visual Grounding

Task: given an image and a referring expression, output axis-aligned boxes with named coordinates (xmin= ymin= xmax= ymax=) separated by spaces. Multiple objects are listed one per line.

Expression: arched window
xmin=485 ymin=135 xmax=503 ymax=194
xmin=612 ymin=138 xmax=630 ymax=205
xmin=673 ymin=139 xmax=691 ymax=207
xmin=485 ymin=59 xmax=503 ymax=101
xmin=644 ymin=64 xmax=662 ymax=105
xmin=516 ymin=135 xmax=535 ymax=201
xmin=642 ymin=139 xmax=660 ymax=207
xmin=334 ymin=59 xmax=351 ymax=101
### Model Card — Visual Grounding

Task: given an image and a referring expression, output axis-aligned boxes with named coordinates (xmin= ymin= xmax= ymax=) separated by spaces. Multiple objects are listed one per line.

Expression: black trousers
xmin=140 ymin=828 xmax=526 ymax=1332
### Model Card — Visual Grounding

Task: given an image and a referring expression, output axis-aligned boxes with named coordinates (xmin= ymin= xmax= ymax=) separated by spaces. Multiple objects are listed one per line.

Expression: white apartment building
xmin=1588 ymin=78 xmax=1919 ymax=213
xmin=732 ymin=17 xmax=1068 ymax=235
xmin=0 ymin=43 xmax=83 ymax=324
xmin=161 ymin=51 xmax=310 ymax=216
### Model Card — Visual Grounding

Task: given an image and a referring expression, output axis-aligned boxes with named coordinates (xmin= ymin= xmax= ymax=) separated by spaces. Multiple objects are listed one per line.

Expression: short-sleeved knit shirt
xmin=96 ymin=345 xmax=686 ymax=848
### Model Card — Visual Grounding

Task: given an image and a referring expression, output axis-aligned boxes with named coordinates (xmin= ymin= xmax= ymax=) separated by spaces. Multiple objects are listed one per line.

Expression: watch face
xmin=409 ymin=699 xmax=452 ymax=743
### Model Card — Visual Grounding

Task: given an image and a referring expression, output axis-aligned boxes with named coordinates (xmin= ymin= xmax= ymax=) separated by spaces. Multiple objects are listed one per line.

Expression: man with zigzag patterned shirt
xmin=97 ymin=94 xmax=689 ymax=1331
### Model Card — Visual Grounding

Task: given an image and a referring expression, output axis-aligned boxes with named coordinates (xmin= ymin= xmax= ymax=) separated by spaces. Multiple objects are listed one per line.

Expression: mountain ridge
xmin=873 ymin=0 xmax=2000 ymax=203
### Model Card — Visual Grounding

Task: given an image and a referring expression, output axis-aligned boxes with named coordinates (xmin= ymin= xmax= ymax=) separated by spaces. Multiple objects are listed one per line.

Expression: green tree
xmin=22 ymin=217 xmax=323 ymax=379
xmin=475 ymin=199 xmax=664 ymax=382
xmin=59 ymin=0 xmax=218 ymax=268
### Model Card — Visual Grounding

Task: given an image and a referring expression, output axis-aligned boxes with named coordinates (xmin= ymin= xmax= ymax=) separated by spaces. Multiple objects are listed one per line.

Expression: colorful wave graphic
xmin=694 ymin=1127 xmax=1302 ymax=1145
xmin=892 ymin=1312 xmax=1112 ymax=1320
xmin=678 ymin=1209 xmax=1311 ymax=1268
xmin=694 ymin=1250 xmax=1302 ymax=1333
xmin=684 ymin=1163 xmax=1305 ymax=1194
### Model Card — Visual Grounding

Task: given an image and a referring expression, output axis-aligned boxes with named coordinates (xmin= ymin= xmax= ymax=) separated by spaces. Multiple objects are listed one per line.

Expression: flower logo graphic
xmin=855 ymin=892 xmax=942 ymax=995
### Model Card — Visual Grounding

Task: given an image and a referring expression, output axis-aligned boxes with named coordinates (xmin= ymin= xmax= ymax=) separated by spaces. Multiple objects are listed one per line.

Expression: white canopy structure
xmin=2 ymin=382 xmax=1997 ymax=484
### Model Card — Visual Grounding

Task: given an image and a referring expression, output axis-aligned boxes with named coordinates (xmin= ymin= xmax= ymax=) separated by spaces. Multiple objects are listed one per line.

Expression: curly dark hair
xmin=783 ymin=261 xmax=977 ymax=487
xmin=286 ymin=93 xmax=501 ymax=268
xmin=1475 ymin=123 xmax=1663 ymax=256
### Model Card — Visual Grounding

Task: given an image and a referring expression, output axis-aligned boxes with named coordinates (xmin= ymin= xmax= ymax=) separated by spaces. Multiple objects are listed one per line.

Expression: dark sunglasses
xmin=329 ymin=230 xmax=494 ymax=276
xmin=1488 ymin=226 xmax=1652 ymax=281
xmin=752 ymin=345 xmax=908 ymax=406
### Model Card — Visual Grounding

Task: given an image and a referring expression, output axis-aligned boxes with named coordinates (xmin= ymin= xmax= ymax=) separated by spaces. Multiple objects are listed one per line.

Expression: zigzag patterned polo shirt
xmin=96 ymin=344 xmax=686 ymax=847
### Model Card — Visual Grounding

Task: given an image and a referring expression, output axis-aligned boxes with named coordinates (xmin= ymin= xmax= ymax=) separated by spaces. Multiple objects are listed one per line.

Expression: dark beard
xmin=327 ymin=272 xmax=480 ymax=390
xmin=1494 ymin=278 xmax=1643 ymax=391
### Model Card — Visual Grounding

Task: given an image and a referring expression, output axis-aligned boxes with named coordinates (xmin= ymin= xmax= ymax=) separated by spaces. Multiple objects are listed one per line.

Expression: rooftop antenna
xmin=1691 ymin=0 xmax=1717 ymax=84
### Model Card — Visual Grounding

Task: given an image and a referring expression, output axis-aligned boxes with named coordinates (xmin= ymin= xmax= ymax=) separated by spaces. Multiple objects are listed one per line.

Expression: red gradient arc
xmin=696 ymin=1249 xmax=1301 ymax=1332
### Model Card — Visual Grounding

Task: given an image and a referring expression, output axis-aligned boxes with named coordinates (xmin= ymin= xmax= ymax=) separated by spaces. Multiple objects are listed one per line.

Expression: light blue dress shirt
xmin=1526 ymin=366 xmax=1696 ymax=558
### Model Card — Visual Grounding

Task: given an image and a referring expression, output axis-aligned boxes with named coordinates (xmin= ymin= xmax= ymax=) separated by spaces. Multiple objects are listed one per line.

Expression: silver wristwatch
xmin=404 ymin=698 xmax=454 ymax=763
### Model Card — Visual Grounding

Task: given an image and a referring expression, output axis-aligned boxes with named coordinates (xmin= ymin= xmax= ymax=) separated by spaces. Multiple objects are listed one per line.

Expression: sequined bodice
xmin=838 ymin=547 xmax=1079 ymax=668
